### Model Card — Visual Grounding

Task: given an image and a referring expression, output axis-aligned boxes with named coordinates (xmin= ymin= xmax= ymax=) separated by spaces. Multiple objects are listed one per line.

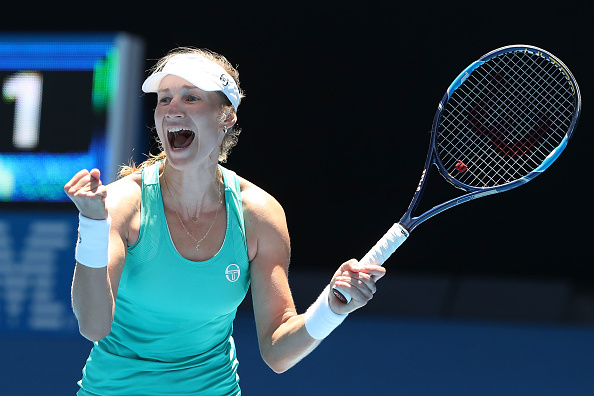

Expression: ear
xmin=221 ymin=108 xmax=237 ymax=131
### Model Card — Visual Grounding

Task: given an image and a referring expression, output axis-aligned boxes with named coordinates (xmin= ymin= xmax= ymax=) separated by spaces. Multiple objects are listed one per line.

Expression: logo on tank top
xmin=225 ymin=264 xmax=241 ymax=282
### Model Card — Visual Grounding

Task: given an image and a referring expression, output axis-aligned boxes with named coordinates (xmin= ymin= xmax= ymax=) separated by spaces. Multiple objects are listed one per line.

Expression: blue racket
xmin=333 ymin=45 xmax=581 ymax=303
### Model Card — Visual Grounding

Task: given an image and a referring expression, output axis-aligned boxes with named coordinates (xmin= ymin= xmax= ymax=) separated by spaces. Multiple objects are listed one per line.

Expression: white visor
xmin=142 ymin=53 xmax=240 ymax=110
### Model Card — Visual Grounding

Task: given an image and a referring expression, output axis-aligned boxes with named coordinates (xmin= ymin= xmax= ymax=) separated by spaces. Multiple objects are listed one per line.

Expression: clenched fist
xmin=64 ymin=168 xmax=108 ymax=220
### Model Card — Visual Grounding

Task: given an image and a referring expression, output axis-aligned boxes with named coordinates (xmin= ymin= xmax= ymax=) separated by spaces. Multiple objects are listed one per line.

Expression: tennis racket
xmin=333 ymin=45 xmax=581 ymax=303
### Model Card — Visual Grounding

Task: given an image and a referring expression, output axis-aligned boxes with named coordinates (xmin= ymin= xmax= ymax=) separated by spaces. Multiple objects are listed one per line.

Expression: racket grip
xmin=332 ymin=223 xmax=409 ymax=304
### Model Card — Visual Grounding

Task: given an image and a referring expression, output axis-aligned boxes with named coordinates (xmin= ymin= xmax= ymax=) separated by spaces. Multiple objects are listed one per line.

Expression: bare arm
xmin=65 ymin=168 xmax=139 ymax=341
xmin=243 ymin=181 xmax=385 ymax=373
xmin=70 ymin=221 xmax=127 ymax=341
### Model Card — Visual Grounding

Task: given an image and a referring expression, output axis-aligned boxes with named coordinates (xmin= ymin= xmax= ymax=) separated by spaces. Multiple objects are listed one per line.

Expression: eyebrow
xmin=157 ymin=85 xmax=200 ymax=93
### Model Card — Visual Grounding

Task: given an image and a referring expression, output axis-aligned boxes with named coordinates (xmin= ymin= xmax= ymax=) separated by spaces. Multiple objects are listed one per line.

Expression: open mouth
xmin=167 ymin=128 xmax=195 ymax=150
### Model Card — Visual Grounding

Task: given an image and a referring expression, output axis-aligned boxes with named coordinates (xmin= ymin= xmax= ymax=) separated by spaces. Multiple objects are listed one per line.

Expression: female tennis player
xmin=65 ymin=47 xmax=386 ymax=395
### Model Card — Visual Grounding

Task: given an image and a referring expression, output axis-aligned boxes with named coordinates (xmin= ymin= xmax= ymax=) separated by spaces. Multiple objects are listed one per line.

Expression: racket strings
xmin=444 ymin=55 xmax=571 ymax=183
xmin=464 ymin=60 xmax=561 ymax=163
xmin=436 ymin=50 xmax=575 ymax=188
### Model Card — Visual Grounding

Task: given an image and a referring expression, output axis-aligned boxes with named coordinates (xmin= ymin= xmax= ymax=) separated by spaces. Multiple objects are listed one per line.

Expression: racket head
xmin=431 ymin=45 xmax=581 ymax=193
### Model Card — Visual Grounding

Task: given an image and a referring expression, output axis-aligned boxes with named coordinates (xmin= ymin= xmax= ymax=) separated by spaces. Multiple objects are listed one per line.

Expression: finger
xmin=344 ymin=265 xmax=386 ymax=292
xmin=343 ymin=266 xmax=385 ymax=285
xmin=343 ymin=270 xmax=373 ymax=284
xmin=335 ymin=275 xmax=375 ymax=299
xmin=68 ymin=176 xmax=95 ymax=198
xmin=339 ymin=259 xmax=359 ymax=271
xmin=363 ymin=265 xmax=387 ymax=280
xmin=352 ymin=265 xmax=387 ymax=280
xmin=333 ymin=280 xmax=372 ymax=305
xmin=353 ymin=272 xmax=376 ymax=290
xmin=353 ymin=273 xmax=379 ymax=294
xmin=70 ymin=175 xmax=106 ymax=200
xmin=89 ymin=168 xmax=101 ymax=180
xmin=332 ymin=279 xmax=362 ymax=302
xmin=96 ymin=184 xmax=108 ymax=199
xmin=89 ymin=176 xmax=102 ymax=192
xmin=71 ymin=173 xmax=94 ymax=195
xmin=87 ymin=169 xmax=103 ymax=190
xmin=64 ymin=169 xmax=90 ymax=193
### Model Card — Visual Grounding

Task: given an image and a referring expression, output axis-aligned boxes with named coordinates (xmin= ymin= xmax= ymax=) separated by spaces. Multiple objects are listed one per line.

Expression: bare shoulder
xmin=237 ymin=175 xmax=289 ymax=262
xmin=105 ymin=171 xmax=142 ymax=242
xmin=238 ymin=176 xmax=286 ymax=223
xmin=105 ymin=172 xmax=142 ymax=212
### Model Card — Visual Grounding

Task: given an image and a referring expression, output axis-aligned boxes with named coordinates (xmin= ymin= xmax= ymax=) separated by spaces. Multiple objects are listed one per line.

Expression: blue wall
xmin=2 ymin=313 xmax=594 ymax=395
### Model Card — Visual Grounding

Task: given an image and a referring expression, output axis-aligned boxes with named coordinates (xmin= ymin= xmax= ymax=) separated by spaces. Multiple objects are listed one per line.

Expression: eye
xmin=186 ymin=95 xmax=201 ymax=102
xmin=158 ymin=96 xmax=171 ymax=105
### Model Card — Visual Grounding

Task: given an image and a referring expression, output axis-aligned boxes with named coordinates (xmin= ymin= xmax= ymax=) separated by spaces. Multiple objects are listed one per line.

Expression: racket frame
xmin=399 ymin=45 xmax=580 ymax=233
xmin=332 ymin=45 xmax=580 ymax=304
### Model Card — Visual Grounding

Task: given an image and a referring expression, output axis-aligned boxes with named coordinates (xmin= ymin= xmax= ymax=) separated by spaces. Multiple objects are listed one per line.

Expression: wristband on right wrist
xmin=75 ymin=214 xmax=111 ymax=268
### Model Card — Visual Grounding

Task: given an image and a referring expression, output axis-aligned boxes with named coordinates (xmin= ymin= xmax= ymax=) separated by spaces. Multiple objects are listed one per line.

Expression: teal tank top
xmin=77 ymin=162 xmax=251 ymax=396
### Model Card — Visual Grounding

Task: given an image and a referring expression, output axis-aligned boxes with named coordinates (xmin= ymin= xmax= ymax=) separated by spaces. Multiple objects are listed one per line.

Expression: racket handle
xmin=332 ymin=223 xmax=409 ymax=304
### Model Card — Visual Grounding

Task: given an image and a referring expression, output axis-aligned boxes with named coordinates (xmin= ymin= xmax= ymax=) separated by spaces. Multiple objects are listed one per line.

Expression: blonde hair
xmin=119 ymin=47 xmax=244 ymax=178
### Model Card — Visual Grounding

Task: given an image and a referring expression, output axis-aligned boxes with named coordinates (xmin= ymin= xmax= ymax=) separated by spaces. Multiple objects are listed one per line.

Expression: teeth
xmin=167 ymin=127 xmax=192 ymax=133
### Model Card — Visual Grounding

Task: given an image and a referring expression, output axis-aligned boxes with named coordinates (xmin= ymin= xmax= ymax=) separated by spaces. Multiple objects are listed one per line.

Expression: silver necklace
xmin=162 ymin=170 xmax=223 ymax=251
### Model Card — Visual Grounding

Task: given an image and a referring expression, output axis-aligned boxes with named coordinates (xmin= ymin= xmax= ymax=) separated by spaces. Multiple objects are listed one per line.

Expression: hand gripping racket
xmin=333 ymin=45 xmax=581 ymax=303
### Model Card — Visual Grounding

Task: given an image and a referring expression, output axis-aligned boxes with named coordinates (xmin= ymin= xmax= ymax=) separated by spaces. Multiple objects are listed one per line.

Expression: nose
xmin=166 ymin=97 xmax=185 ymax=119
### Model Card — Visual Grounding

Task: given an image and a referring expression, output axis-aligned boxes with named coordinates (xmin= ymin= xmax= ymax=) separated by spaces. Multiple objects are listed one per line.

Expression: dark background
xmin=1 ymin=1 xmax=593 ymax=395
xmin=1 ymin=0 xmax=592 ymax=306
xmin=121 ymin=2 xmax=592 ymax=280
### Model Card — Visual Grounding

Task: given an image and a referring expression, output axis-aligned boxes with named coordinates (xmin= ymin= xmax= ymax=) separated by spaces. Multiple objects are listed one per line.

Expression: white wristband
xmin=304 ymin=285 xmax=348 ymax=340
xmin=75 ymin=214 xmax=111 ymax=268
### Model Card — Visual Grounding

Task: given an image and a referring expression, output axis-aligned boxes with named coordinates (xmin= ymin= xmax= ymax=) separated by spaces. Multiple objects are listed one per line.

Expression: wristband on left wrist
xmin=303 ymin=285 xmax=348 ymax=340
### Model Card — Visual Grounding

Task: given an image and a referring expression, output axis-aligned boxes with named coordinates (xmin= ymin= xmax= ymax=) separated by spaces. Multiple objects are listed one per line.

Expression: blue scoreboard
xmin=0 ymin=33 xmax=145 ymax=334
xmin=0 ymin=33 xmax=145 ymax=202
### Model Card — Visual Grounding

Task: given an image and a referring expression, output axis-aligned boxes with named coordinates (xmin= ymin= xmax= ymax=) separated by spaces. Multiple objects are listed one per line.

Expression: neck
xmin=161 ymin=160 xmax=223 ymax=216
